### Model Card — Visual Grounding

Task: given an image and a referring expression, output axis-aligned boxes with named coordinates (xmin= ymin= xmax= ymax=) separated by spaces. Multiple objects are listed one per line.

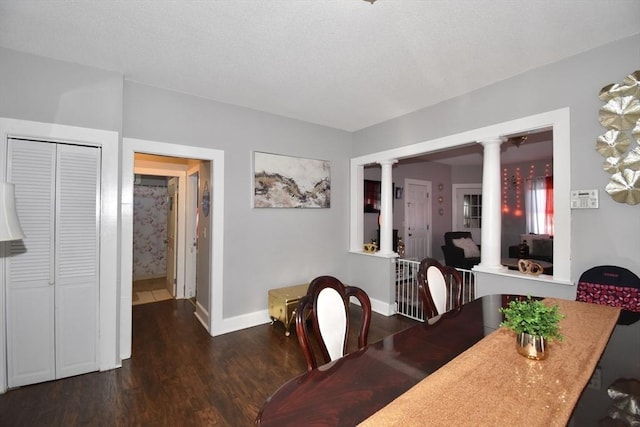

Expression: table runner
xmin=360 ymin=298 xmax=620 ymax=427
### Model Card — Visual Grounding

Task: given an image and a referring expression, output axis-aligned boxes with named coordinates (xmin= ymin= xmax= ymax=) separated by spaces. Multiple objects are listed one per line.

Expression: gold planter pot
xmin=516 ymin=332 xmax=547 ymax=360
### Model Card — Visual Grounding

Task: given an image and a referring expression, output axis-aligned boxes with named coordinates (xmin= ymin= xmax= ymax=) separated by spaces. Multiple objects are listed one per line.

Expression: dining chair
xmin=577 ymin=265 xmax=640 ymax=325
xmin=417 ymin=258 xmax=463 ymax=325
xmin=295 ymin=275 xmax=372 ymax=371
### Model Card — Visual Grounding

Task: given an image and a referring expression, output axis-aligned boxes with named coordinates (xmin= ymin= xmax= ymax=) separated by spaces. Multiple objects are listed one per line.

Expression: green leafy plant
xmin=499 ymin=296 xmax=565 ymax=341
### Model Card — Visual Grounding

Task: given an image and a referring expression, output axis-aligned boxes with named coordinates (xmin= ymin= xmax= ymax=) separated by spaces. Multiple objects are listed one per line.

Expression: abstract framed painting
xmin=253 ymin=151 xmax=331 ymax=208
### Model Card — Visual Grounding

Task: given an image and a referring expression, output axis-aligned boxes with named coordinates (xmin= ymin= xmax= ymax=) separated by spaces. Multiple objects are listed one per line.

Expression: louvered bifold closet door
xmin=6 ymin=139 xmax=100 ymax=387
xmin=6 ymin=140 xmax=56 ymax=387
xmin=54 ymin=143 xmax=100 ymax=379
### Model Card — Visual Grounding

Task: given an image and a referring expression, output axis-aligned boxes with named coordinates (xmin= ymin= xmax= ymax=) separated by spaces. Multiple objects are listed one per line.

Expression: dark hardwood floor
xmin=0 ymin=299 xmax=418 ymax=426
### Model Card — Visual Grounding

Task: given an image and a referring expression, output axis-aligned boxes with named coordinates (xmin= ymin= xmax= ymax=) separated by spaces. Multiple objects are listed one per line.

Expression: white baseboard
xmin=207 ymin=298 xmax=397 ymax=337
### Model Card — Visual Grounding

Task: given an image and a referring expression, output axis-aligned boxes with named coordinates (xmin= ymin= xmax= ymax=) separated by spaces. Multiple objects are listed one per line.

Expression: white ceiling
xmin=1 ymin=1 xmax=639 ymax=132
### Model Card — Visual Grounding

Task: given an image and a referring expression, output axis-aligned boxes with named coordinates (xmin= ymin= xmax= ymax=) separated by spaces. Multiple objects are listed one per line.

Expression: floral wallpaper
xmin=133 ymin=184 xmax=168 ymax=280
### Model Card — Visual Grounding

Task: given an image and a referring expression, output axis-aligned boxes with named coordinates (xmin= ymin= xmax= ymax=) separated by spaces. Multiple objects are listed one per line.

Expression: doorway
xmin=132 ymin=154 xmax=203 ymax=306
xmin=122 ymin=137 xmax=224 ymax=361
xmin=131 ymin=173 xmax=179 ymax=306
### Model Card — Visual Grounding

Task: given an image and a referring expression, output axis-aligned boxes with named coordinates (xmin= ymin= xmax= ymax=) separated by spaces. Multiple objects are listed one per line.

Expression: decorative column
xmin=478 ymin=138 xmax=504 ymax=270
xmin=378 ymin=159 xmax=398 ymax=255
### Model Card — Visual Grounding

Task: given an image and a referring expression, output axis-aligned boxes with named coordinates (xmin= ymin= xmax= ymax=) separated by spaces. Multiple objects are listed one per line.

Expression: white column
xmin=478 ymin=139 xmax=504 ymax=270
xmin=378 ymin=159 xmax=397 ymax=255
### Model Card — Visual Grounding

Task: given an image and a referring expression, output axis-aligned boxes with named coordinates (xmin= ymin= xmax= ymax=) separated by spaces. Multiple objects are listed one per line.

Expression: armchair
xmin=441 ymin=231 xmax=481 ymax=269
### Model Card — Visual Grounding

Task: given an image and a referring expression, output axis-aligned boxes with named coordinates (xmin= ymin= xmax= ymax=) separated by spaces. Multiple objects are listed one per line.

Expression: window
xmin=525 ymin=176 xmax=554 ymax=235
xmin=463 ymin=194 xmax=482 ymax=229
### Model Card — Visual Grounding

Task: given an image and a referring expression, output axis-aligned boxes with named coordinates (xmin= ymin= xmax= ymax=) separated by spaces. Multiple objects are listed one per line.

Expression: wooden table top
xmin=257 ymin=296 xmax=622 ymax=426
xmin=255 ymin=297 xmax=487 ymax=426
xmin=360 ymin=298 xmax=620 ymax=427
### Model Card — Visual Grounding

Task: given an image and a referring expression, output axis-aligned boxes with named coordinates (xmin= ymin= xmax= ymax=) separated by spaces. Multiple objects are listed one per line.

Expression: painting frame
xmin=253 ymin=151 xmax=331 ymax=208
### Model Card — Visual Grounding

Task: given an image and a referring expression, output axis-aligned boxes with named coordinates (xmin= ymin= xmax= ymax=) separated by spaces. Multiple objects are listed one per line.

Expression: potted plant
xmin=499 ymin=296 xmax=565 ymax=360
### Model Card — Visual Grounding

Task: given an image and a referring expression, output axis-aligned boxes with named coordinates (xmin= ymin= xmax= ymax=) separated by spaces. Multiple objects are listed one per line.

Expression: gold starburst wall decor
xmin=598 ymin=70 xmax=640 ymax=205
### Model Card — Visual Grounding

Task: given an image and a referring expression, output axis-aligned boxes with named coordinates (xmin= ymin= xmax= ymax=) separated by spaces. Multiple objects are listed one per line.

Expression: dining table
xmin=255 ymin=295 xmax=622 ymax=426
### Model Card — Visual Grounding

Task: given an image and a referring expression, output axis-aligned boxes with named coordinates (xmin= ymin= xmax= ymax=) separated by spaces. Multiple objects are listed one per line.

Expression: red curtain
xmin=545 ymin=176 xmax=554 ymax=234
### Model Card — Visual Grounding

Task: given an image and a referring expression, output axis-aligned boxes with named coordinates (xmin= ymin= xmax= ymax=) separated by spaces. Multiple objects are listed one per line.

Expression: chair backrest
xmin=417 ymin=258 xmax=463 ymax=323
xmin=577 ymin=265 xmax=640 ymax=325
xmin=295 ymin=276 xmax=372 ymax=371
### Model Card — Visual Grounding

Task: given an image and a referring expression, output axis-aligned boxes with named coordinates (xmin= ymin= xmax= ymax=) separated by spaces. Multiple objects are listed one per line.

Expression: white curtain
xmin=525 ymin=177 xmax=553 ymax=234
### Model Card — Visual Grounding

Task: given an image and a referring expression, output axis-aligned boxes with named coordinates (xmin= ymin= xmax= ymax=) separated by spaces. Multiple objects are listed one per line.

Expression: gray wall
xmin=123 ymin=82 xmax=353 ymax=318
xmin=1 ymin=47 xmax=352 ymax=321
xmin=2 ymin=34 xmax=639 ymax=323
xmin=353 ymin=34 xmax=640 ymax=283
xmin=0 ymin=47 xmax=123 ymax=132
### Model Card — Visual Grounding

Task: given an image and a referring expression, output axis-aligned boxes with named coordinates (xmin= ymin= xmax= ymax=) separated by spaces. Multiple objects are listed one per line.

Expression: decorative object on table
xmin=363 ymin=242 xmax=377 ymax=253
xmin=597 ymin=70 xmax=640 ymax=205
xmin=396 ymin=237 xmax=405 ymax=258
xmin=518 ymin=240 xmax=529 ymax=258
xmin=499 ymin=296 xmax=564 ymax=360
xmin=517 ymin=259 xmax=544 ymax=276
xmin=395 ymin=186 xmax=403 ymax=199
xmin=253 ymin=151 xmax=330 ymax=208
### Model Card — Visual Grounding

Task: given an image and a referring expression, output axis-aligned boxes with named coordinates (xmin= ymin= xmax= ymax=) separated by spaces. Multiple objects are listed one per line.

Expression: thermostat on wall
xmin=571 ymin=189 xmax=599 ymax=209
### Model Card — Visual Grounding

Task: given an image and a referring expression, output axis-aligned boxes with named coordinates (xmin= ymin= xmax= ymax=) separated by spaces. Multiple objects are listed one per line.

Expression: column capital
xmin=477 ymin=138 xmax=504 ymax=147
xmin=378 ymin=159 xmax=398 ymax=166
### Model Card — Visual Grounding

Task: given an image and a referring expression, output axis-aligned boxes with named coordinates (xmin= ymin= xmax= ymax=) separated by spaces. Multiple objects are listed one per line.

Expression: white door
xmin=404 ymin=179 xmax=432 ymax=260
xmin=166 ymin=177 xmax=178 ymax=296
xmin=6 ymin=139 xmax=100 ymax=387
xmin=452 ymin=184 xmax=482 ymax=244
xmin=185 ymin=173 xmax=198 ymax=299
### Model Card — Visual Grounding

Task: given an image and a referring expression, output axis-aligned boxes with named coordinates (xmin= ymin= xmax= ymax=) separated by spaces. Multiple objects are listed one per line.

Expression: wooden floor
xmin=0 ymin=299 xmax=418 ymax=426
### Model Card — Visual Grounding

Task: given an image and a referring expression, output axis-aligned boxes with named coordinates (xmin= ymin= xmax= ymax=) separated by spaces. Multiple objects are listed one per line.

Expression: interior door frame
xmin=122 ymin=137 xmax=224 ymax=360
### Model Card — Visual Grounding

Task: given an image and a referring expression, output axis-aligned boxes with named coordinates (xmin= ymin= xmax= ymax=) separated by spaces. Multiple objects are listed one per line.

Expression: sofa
xmin=441 ymin=231 xmax=481 ymax=270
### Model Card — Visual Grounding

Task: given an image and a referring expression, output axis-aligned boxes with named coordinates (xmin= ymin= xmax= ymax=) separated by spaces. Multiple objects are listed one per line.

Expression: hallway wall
xmin=133 ymin=183 xmax=168 ymax=280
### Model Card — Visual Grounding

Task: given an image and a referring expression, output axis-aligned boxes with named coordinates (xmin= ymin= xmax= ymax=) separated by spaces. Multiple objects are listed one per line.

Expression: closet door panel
xmin=55 ymin=144 xmax=100 ymax=378
xmin=6 ymin=139 xmax=56 ymax=387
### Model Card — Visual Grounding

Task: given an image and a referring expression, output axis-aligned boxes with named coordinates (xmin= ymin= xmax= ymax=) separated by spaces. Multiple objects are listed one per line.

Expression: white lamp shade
xmin=0 ymin=183 xmax=25 ymax=241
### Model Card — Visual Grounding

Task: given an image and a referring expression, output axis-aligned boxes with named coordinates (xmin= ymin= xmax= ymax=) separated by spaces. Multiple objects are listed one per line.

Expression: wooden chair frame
xmin=295 ymin=276 xmax=372 ymax=371
xmin=417 ymin=258 xmax=463 ymax=323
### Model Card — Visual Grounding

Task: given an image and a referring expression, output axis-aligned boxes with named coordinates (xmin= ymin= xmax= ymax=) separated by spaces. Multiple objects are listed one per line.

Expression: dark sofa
xmin=441 ymin=231 xmax=481 ymax=270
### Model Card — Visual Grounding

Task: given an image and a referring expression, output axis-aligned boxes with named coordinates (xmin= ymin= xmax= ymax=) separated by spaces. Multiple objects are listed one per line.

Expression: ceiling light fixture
xmin=363 ymin=0 xmax=377 ymax=4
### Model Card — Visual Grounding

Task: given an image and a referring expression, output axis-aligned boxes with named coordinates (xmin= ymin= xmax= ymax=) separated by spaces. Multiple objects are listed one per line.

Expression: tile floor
xmin=132 ymin=277 xmax=173 ymax=306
